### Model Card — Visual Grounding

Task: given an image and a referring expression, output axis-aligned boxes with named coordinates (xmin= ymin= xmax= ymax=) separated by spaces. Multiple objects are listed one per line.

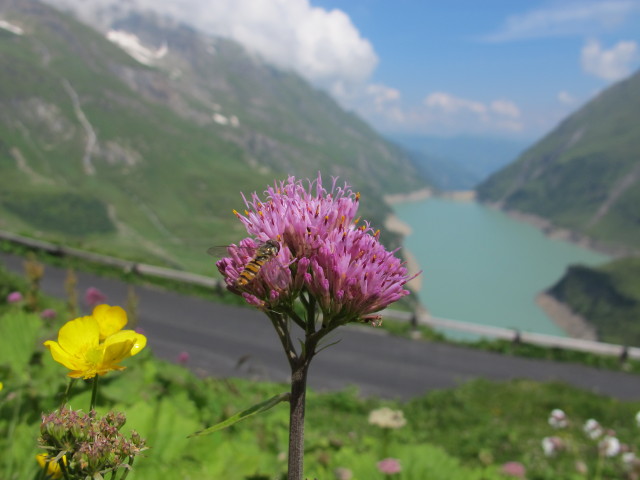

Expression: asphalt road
xmin=3 ymin=252 xmax=640 ymax=400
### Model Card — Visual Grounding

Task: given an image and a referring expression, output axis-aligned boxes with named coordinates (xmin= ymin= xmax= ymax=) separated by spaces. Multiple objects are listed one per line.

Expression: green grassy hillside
xmin=477 ymin=69 xmax=640 ymax=253
xmin=0 ymin=1 xmax=428 ymax=274
xmin=548 ymin=257 xmax=640 ymax=346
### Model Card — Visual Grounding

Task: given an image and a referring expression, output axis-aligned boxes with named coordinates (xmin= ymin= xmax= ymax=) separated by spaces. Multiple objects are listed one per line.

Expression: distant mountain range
xmin=390 ymin=134 xmax=530 ymax=191
xmin=477 ymin=69 xmax=640 ymax=254
xmin=0 ymin=0 xmax=428 ymax=274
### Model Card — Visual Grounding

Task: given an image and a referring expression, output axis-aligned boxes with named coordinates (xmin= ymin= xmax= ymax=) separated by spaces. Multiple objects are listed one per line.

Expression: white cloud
xmin=489 ymin=99 xmax=521 ymax=118
xmin=398 ymin=92 xmax=525 ymax=135
xmin=581 ymin=38 xmax=639 ymax=80
xmin=483 ymin=1 xmax=640 ymax=42
xmin=366 ymin=84 xmax=401 ymax=107
xmin=424 ymin=92 xmax=487 ymax=115
xmin=557 ymin=90 xmax=576 ymax=104
xmin=45 ymin=0 xmax=378 ymax=88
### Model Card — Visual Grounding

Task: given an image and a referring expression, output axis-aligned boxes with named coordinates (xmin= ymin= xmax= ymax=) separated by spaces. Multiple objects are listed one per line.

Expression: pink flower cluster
xmin=217 ymin=175 xmax=415 ymax=324
xmin=7 ymin=291 xmax=23 ymax=304
xmin=85 ymin=287 xmax=107 ymax=307
xmin=377 ymin=458 xmax=401 ymax=475
xmin=501 ymin=461 xmax=526 ymax=477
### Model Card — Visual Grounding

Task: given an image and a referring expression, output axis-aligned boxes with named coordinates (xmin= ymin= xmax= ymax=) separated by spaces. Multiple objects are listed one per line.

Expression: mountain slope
xmin=547 ymin=258 xmax=640 ymax=346
xmin=0 ymin=0 xmax=428 ymax=274
xmin=477 ymin=70 xmax=640 ymax=253
xmin=391 ymin=135 xmax=529 ymax=190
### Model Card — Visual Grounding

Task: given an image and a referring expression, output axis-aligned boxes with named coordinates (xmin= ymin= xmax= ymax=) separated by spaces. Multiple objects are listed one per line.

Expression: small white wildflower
xmin=575 ymin=460 xmax=588 ymax=475
xmin=368 ymin=407 xmax=406 ymax=429
xmin=334 ymin=467 xmax=353 ymax=480
xmin=548 ymin=408 xmax=568 ymax=429
xmin=599 ymin=435 xmax=621 ymax=457
xmin=583 ymin=418 xmax=604 ymax=439
xmin=542 ymin=436 xmax=564 ymax=457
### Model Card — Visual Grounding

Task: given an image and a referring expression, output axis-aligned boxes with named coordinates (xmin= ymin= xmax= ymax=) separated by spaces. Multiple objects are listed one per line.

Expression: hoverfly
xmin=208 ymin=239 xmax=281 ymax=287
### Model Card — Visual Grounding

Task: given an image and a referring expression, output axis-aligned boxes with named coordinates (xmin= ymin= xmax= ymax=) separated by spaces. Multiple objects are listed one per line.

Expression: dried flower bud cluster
xmin=38 ymin=406 xmax=146 ymax=478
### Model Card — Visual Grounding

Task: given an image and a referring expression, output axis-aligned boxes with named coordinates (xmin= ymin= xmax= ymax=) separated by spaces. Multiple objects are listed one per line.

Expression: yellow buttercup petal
xmin=93 ymin=304 xmax=128 ymax=340
xmin=56 ymin=316 xmax=99 ymax=354
xmin=102 ymin=332 xmax=136 ymax=362
xmin=43 ymin=340 xmax=84 ymax=372
xmin=36 ymin=453 xmax=66 ymax=479
xmin=43 ymin=305 xmax=146 ymax=378
xmin=129 ymin=332 xmax=147 ymax=356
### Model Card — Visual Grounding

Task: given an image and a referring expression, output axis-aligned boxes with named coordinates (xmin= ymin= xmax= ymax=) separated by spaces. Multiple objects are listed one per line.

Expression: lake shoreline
xmin=384 ymin=213 xmax=422 ymax=293
xmin=388 ymin=191 xmax=610 ymax=340
xmin=383 ymin=188 xmax=436 ymax=295
xmin=535 ymin=292 xmax=597 ymax=340
xmin=482 ymin=202 xmax=634 ymax=259
xmin=480 ymin=201 xmax=624 ymax=341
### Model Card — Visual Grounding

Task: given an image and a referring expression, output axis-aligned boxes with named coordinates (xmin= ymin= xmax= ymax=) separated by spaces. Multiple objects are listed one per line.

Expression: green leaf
xmin=188 ymin=392 xmax=290 ymax=438
xmin=0 ymin=311 xmax=43 ymax=377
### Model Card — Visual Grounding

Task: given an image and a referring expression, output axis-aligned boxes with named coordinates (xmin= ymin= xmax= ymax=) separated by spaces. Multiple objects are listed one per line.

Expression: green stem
xmin=287 ymin=357 xmax=311 ymax=480
xmin=304 ymin=292 xmax=316 ymax=335
xmin=90 ymin=375 xmax=99 ymax=411
xmin=120 ymin=456 xmax=135 ymax=480
xmin=268 ymin=312 xmax=298 ymax=367
xmin=36 ymin=462 xmax=48 ymax=480
xmin=594 ymin=450 xmax=604 ymax=480
xmin=286 ymin=327 xmax=321 ymax=480
xmin=58 ymin=457 xmax=71 ymax=480
xmin=61 ymin=378 xmax=76 ymax=407
xmin=283 ymin=306 xmax=306 ymax=331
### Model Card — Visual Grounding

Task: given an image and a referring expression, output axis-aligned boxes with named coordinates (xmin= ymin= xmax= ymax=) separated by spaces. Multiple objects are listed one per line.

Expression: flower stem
xmin=58 ymin=457 xmax=71 ymax=480
xmin=90 ymin=375 xmax=99 ymax=411
xmin=119 ymin=456 xmax=135 ymax=480
xmin=594 ymin=450 xmax=604 ymax=480
xmin=287 ymin=359 xmax=310 ymax=480
xmin=61 ymin=378 xmax=76 ymax=406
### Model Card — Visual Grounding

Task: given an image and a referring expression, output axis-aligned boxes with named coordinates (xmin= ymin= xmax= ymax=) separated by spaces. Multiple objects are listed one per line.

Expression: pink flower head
xmin=7 ymin=291 xmax=23 ymax=303
xmin=501 ymin=461 xmax=526 ymax=477
xmin=177 ymin=351 xmax=190 ymax=365
xmin=377 ymin=458 xmax=401 ymax=475
xmin=40 ymin=309 xmax=57 ymax=320
xmin=217 ymin=175 xmax=416 ymax=324
xmin=85 ymin=287 xmax=107 ymax=307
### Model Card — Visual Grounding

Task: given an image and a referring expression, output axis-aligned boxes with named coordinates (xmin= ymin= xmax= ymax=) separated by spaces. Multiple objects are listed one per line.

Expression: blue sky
xmin=309 ymin=0 xmax=640 ymax=140
xmin=48 ymin=0 xmax=640 ymax=141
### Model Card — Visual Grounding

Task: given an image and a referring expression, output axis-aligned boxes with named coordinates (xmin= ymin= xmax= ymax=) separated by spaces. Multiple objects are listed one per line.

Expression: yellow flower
xmin=36 ymin=453 xmax=66 ymax=479
xmin=92 ymin=304 xmax=128 ymax=340
xmin=44 ymin=312 xmax=146 ymax=379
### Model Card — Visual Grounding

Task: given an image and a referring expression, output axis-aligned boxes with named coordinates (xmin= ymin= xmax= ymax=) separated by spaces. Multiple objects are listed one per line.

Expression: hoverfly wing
xmin=206 ymin=244 xmax=256 ymax=258
xmin=206 ymin=245 xmax=230 ymax=257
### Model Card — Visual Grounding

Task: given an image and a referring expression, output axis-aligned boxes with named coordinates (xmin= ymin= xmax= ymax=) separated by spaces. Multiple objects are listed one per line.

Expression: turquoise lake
xmin=393 ymin=197 xmax=610 ymax=338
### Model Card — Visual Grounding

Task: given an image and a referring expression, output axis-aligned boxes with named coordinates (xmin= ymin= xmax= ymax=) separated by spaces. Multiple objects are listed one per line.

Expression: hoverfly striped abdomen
xmin=235 ymin=239 xmax=280 ymax=287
